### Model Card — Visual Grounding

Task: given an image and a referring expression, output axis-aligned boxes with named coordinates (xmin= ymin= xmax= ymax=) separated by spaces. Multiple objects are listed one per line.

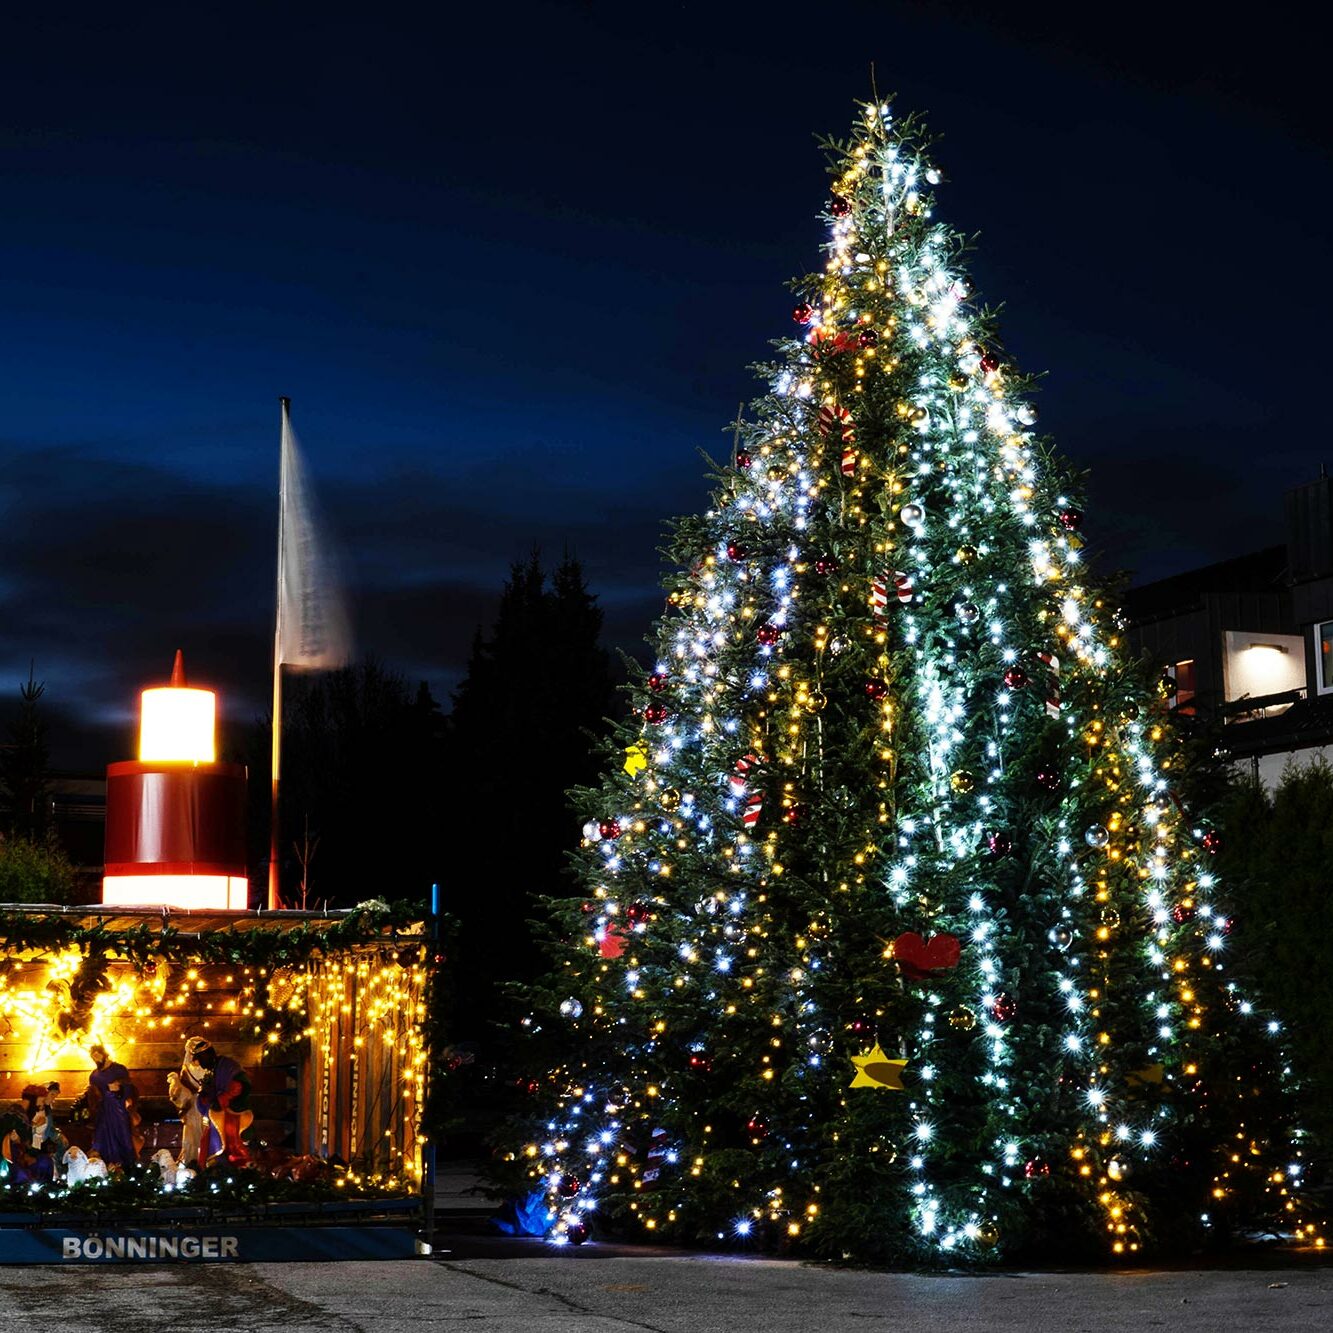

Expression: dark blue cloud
xmin=1 ymin=3 xmax=1329 ymax=766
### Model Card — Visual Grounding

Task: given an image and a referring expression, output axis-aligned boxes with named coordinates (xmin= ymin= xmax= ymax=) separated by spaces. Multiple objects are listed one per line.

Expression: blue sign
xmin=0 ymin=1226 xmax=425 ymax=1264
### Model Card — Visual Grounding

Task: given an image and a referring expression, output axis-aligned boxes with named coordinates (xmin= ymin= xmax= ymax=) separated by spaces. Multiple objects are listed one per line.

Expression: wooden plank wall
xmin=1 ymin=943 xmax=421 ymax=1183
xmin=2 ymin=948 xmax=423 ymax=1181
xmin=297 ymin=951 xmax=424 ymax=1184
xmin=0 ymin=960 xmax=291 ymax=1153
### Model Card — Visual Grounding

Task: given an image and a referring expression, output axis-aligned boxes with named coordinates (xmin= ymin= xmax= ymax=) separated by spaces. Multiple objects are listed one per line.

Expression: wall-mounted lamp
xmin=1246 ymin=642 xmax=1290 ymax=653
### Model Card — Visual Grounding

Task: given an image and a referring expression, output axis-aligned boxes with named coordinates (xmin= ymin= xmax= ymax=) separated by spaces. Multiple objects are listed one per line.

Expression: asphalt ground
xmin=2 ymin=1239 xmax=1331 ymax=1332
xmin=3 ymin=1166 xmax=1329 ymax=1331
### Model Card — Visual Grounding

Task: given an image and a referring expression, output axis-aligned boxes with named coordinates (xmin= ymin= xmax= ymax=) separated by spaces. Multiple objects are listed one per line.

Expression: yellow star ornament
xmin=849 ymin=1042 xmax=908 ymax=1091
xmin=623 ymin=743 xmax=649 ymax=778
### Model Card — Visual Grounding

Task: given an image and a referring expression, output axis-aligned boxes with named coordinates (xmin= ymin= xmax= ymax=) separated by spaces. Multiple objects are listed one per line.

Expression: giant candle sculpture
xmin=101 ymin=651 xmax=248 ymax=909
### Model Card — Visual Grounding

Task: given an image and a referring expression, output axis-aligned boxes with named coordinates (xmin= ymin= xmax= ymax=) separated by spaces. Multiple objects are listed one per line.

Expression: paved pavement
xmin=3 ymin=1248 xmax=1332 ymax=1332
xmin=3 ymin=1168 xmax=1329 ymax=1330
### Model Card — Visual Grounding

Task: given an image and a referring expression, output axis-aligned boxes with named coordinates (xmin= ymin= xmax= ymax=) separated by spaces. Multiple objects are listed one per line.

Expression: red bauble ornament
xmin=625 ymin=901 xmax=652 ymax=925
xmin=1003 ymin=667 xmax=1030 ymax=690
xmin=1171 ymin=902 xmax=1196 ymax=924
xmin=726 ymin=541 xmax=748 ymax=562
xmin=782 ymin=802 xmax=807 ymax=826
xmin=989 ymin=992 xmax=1017 ymax=1023
xmin=829 ymin=194 xmax=851 ymax=218
xmin=689 ymin=1053 xmax=712 ymax=1073
xmin=747 ymin=1115 xmax=769 ymax=1141
xmin=1034 ymin=766 xmax=1061 ymax=791
xmin=756 ymin=624 xmax=781 ymax=646
xmin=1058 ymin=509 xmax=1084 ymax=532
xmin=559 ymin=1175 xmax=582 ymax=1197
xmin=1201 ymin=829 xmax=1221 ymax=855
xmin=986 ymin=831 xmax=1012 ymax=858
xmin=1220 ymin=916 xmax=1233 ymax=935
xmin=792 ymin=303 xmax=814 ymax=325
xmin=979 ymin=352 xmax=1000 ymax=374
xmin=813 ymin=555 xmax=840 ymax=575
xmin=736 ymin=450 xmax=753 ymax=469
xmin=643 ymin=702 xmax=669 ymax=725
xmin=1024 ymin=1157 xmax=1051 ymax=1179
xmin=647 ymin=673 xmax=669 ymax=693
xmin=598 ymin=819 xmax=622 ymax=840
xmin=857 ymin=328 xmax=878 ymax=349
xmin=864 ymin=679 xmax=889 ymax=701
xmin=566 ymin=1221 xmax=589 ymax=1245
xmin=516 ymin=1077 xmax=540 ymax=1095
xmin=892 ymin=932 xmax=962 ymax=981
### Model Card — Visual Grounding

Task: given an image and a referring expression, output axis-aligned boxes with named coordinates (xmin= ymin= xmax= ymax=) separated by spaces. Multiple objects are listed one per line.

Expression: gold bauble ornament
xmin=950 ymin=769 xmax=976 ymax=795
xmin=660 ymin=788 xmax=681 ymax=812
xmin=947 ymin=1005 xmax=976 ymax=1031
xmin=807 ymin=689 xmax=828 ymax=712
xmin=956 ymin=543 xmax=978 ymax=564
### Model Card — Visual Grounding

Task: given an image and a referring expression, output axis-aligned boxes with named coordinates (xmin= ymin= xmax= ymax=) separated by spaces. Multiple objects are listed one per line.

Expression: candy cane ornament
xmin=819 ymin=404 xmax=855 ymax=444
xmin=730 ymin=752 xmax=760 ymax=798
xmin=872 ymin=570 xmax=913 ymax=617
xmin=1037 ymin=650 xmax=1061 ymax=717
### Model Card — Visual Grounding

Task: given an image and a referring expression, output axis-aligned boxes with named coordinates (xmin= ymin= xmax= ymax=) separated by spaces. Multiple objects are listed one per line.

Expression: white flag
xmin=277 ymin=410 xmax=352 ymax=669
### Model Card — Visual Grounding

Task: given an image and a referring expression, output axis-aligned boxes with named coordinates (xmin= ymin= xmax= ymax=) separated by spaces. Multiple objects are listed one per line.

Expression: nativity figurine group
xmin=3 ymin=1033 xmax=254 ymax=1189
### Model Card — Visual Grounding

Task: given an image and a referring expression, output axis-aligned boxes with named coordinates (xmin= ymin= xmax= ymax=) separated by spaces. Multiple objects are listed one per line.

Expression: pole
xmin=268 ymin=396 xmax=291 ymax=910
xmin=423 ymin=880 xmax=439 ymax=1252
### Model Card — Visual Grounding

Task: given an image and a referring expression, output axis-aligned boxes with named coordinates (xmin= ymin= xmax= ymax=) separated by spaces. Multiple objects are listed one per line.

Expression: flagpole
xmin=268 ymin=396 xmax=291 ymax=910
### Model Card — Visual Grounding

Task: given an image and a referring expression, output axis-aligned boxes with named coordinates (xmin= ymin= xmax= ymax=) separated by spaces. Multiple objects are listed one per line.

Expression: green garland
xmin=0 ymin=899 xmax=430 ymax=1051
xmin=0 ymin=1159 xmax=417 ymax=1219
xmin=0 ymin=899 xmax=426 ymax=970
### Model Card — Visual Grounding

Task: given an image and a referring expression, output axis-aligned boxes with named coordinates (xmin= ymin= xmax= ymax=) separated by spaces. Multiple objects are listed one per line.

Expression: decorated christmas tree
xmin=501 ymin=100 xmax=1325 ymax=1263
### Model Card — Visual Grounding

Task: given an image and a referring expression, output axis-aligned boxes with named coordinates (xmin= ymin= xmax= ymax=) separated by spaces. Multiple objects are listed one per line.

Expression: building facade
xmin=1123 ymin=474 xmax=1333 ymax=788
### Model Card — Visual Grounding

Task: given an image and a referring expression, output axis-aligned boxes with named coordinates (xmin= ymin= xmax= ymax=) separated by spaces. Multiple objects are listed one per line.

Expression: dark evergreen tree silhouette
xmin=0 ymin=665 xmax=51 ymax=840
xmin=247 ymin=659 xmax=446 ymax=907
xmin=445 ymin=551 xmax=618 ymax=1040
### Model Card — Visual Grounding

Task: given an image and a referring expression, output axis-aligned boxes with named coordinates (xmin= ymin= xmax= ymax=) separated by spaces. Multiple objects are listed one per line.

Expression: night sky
xmin=2 ymin=3 xmax=1328 ymax=768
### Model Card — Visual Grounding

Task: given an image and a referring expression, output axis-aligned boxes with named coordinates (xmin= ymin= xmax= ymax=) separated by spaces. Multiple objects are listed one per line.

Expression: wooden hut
xmin=0 ymin=903 xmax=432 ymax=1262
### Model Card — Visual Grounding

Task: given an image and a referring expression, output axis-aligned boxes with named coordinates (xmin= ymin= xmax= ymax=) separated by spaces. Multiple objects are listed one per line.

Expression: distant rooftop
xmin=1122 ymin=545 xmax=1288 ymax=624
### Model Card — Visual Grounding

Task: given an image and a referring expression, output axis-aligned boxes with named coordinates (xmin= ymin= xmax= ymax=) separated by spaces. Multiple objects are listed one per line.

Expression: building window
xmin=1172 ymin=659 xmax=1196 ymax=715
xmin=1318 ymin=621 xmax=1333 ymax=695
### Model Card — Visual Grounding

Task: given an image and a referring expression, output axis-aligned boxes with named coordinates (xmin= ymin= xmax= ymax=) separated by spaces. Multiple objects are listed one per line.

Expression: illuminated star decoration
xmin=849 ymin=1042 xmax=908 ymax=1090
xmin=1126 ymin=1063 xmax=1165 ymax=1089
xmin=622 ymin=743 xmax=649 ymax=778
